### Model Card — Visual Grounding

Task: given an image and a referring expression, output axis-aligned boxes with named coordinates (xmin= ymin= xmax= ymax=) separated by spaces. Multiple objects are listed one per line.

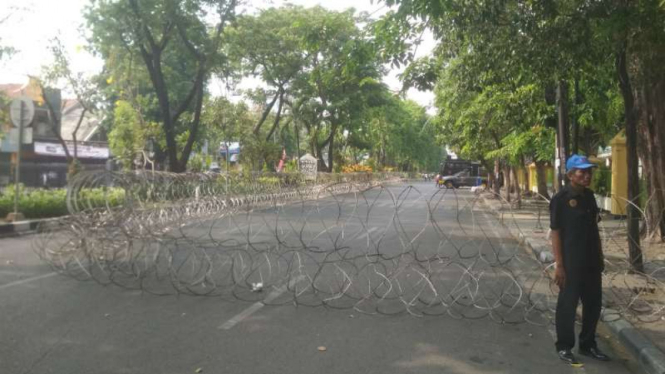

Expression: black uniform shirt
xmin=549 ymin=185 xmax=603 ymax=271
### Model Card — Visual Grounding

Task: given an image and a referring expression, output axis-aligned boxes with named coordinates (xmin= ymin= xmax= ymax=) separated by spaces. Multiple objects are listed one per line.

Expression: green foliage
xmin=84 ymin=0 xmax=238 ymax=172
xmin=399 ymin=57 xmax=439 ymax=92
xmin=353 ymin=97 xmax=442 ymax=172
xmin=108 ymin=101 xmax=160 ymax=169
xmin=200 ymin=96 xmax=254 ymax=160
xmin=276 ymin=6 xmax=388 ymax=172
xmin=591 ymin=165 xmax=612 ymax=197
xmin=0 ymin=186 xmax=67 ymax=219
xmin=188 ymin=153 xmax=205 ymax=172
xmin=239 ymin=138 xmax=282 ymax=172
xmin=283 ymin=159 xmax=299 ymax=173
xmin=227 ymin=6 xmax=309 ymax=87
xmin=376 ymin=0 xmax=640 ymax=171
xmin=0 ymin=185 xmax=125 ymax=219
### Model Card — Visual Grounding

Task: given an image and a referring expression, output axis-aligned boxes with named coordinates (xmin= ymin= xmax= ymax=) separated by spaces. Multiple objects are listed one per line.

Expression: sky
xmin=0 ymin=0 xmax=435 ymax=109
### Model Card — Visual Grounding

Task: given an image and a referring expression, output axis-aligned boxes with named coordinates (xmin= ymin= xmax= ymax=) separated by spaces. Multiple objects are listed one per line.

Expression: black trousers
xmin=555 ymin=268 xmax=602 ymax=351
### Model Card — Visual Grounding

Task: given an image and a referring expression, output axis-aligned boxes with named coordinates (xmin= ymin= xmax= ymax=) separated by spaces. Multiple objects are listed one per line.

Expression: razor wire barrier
xmin=32 ymin=171 xmax=665 ymax=325
xmin=489 ymin=190 xmax=665 ymax=324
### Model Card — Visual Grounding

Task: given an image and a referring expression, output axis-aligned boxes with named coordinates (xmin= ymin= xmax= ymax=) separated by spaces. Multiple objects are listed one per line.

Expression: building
xmin=0 ymin=78 xmax=109 ymax=187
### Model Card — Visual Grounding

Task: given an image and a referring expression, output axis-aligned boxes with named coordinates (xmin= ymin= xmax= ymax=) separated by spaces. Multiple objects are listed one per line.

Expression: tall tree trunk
xmin=535 ymin=161 xmax=550 ymax=199
xmin=488 ymin=171 xmax=495 ymax=191
xmin=571 ymin=78 xmax=581 ymax=155
xmin=544 ymin=81 xmax=559 ymax=189
xmin=295 ymin=124 xmax=301 ymax=160
xmin=512 ymin=166 xmax=521 ymax=209
xmin=316 ymin=144 xmax=326 ymax=172
xmin=520 ymin=155 xmax=529 ymax=195
xmin=480 ymin=159 xmax=493 ymax=190
xmin=493 ymin=159 xmax=501 ymax=195
xmin=582 ymin=127 xmax=593 ymax=156
xmin=253 ymin=89 xmax=281 ymax=136
xmin=637 ymin=79 xmax=665 ymax=241
xmin=616 ymin=48 xmax=644 ymax=272
xmin=503 ymin=164 xmax=512 ymax=203
xmin=556 ymin=79 xmax=570 ymax=189
xmin=553 ymin=135 xmax=560 ymax=193
xmin=327 ymin=132 xmax=335 ymax=173
xmin=265 ymin=92 xmax=285 ymax=142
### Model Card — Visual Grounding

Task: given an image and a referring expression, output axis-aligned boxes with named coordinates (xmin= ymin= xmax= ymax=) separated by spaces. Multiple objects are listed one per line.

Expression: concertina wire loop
xmin=32 ymin=170 xmax=665 ymax=325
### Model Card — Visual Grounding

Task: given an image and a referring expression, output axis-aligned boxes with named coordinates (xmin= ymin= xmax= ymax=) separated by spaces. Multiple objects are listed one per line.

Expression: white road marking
xmin=0 ymin=272 xmax=58 ymax=291
xmin=219 ymin=275 xmax=306 ymax=330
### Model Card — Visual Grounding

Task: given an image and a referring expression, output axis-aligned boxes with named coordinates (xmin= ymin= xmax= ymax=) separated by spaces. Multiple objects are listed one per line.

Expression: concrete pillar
xmin=610 ymin=132 xmax=628 ymax=215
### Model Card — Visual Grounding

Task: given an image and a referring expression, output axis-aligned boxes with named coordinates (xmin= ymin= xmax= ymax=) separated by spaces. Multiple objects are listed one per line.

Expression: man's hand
xmin=555 ymin=265 xmax=566 ymax=289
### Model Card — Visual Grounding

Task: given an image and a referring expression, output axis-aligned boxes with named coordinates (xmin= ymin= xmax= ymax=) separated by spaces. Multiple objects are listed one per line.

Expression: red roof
xmin=0 ymin=83 xmax=26 ymax=98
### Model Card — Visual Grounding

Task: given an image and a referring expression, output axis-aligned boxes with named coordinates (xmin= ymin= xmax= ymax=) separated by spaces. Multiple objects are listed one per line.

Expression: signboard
xmin=219 ymin=141 xmax=240 ymax=155
xmin=34 ymin=141 xmax=110 ymax=159
xmin=10 ymin=96 xmax=35 ymax=128
xmin=0 ymin=128 xmax=32 ymax=153
xmin=299 ymin=153 xmax=318 ymax=180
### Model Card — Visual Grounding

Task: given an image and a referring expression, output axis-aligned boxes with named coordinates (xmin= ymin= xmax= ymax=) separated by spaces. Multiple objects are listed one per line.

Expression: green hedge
xmin=0 ymin=187 xmax=67 ymax=219
xmin=0 ymin=185 xmax=125 ymax=220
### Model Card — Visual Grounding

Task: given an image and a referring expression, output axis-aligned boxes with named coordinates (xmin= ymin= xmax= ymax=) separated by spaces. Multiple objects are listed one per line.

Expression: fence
xmin=32 ymin=171 xmax=664 ymax=324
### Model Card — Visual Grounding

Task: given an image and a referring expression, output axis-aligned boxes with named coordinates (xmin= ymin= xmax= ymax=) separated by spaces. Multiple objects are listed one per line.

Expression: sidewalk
xmin=481 ymin=193 xmax=665 ymax=374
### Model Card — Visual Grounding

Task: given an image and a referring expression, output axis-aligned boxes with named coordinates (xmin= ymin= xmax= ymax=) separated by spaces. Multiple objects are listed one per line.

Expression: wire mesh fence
xmin=32 ymin=171 xmax=665 ymax=325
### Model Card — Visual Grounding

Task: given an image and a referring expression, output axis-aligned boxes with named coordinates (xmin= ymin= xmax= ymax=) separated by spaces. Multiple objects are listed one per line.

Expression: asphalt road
xmin=0 ymin=183 xmax=637 ymax=374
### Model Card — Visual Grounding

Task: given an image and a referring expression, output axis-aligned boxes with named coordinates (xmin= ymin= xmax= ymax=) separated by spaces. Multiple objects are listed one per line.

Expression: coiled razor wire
xmin=490 ymin=190 xmax=665 ymax=324
xmin=32 ymin=171 xmax=665 ymax=325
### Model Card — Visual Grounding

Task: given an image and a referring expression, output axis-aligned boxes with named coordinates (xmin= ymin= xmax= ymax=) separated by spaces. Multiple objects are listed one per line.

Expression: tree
xmin=37 ymin=37 xmax=103 ymax=176
xmin=379 ymin=0 xmax=664 ymax=271
xmin=614 ymin=1 xmax=665 ymax=249
xmin=352 ymin=95 xmax=441 ymax=172
xmin=85 ymin=0 xmax=238 ymax=172
xmin=108 ymin=100 xmax=160 ymax=169
xmin=287 ymin=7 xmax=385 ymax=172
xmin=200 ymin=96 xmax=263 ymax=170
xmin=226 ymin=6 xmax=308 ymax=141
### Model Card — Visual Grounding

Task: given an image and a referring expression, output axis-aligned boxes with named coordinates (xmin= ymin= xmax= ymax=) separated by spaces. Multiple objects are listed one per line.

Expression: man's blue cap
xmin=566 ymin=154 xmax=597 ymax=172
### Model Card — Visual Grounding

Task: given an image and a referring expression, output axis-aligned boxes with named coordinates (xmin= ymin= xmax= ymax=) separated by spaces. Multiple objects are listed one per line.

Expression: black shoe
xmin=558 ymin=349 xmax=578 ymax=364
xmin=579 ymin=347 xmax=611 ymax=361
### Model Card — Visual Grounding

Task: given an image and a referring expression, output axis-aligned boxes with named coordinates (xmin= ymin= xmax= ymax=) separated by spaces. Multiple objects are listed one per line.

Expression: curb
xmin=0 ymin=217 xmax=59 ymax=237
xmin=481 ymin=195 xmax=665 ymax=374
xmin=604 ymin=314 xmax=665 ymax=374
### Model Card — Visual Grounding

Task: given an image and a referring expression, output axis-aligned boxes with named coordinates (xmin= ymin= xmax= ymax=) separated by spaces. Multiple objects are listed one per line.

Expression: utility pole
xmin=13 ymin=101 xmax=25 ymax=218
xmin=556 ymin=80 xmax=570 ymax=189
xmin=7 ymin=96 xmax=35 ymax=222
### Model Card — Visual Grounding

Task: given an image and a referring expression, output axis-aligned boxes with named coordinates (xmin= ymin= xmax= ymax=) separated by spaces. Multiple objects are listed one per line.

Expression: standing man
xmin=550 ymin=154 xmax=610 ymax=364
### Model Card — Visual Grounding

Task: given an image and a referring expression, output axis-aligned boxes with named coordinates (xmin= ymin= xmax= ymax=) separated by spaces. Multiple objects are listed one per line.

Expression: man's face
xmin=568 ymin=168 xmax=593 ymax=187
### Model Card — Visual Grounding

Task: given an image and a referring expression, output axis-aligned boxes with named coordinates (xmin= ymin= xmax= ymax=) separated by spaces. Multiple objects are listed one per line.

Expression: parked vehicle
xmin=440 ymin=169 xmax=488 ymax=189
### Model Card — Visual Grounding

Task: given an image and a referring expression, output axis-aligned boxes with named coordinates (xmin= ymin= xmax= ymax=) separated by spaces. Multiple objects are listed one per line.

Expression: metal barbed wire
xmin=488 ymin=189 xmax=665 ymax=324
xmin=32 ymin=171 xmax=664 ymax=325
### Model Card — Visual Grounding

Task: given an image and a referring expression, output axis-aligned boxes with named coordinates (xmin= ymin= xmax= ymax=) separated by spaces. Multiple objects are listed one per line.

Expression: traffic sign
xmin=10 ymin=96 xmax=35 ymax=128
